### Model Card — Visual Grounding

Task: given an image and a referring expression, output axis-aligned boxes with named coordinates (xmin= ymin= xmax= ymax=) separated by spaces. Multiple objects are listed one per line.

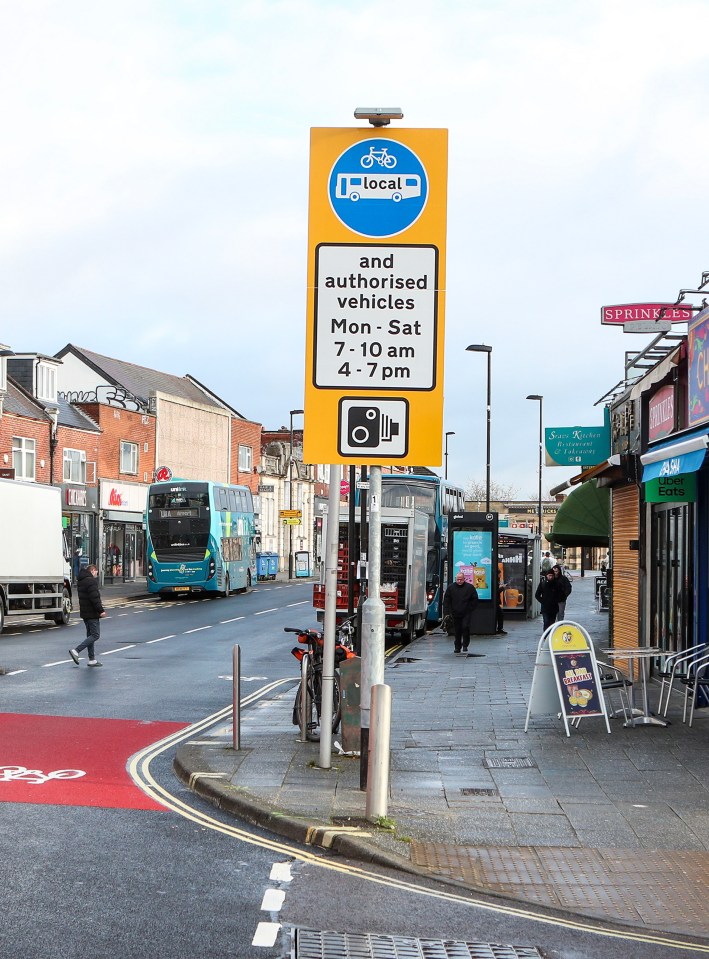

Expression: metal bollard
xmin=365 ymin=683 xmax=392 ymax=821
xmin=232 ymin=645 xmax=241 ymax=751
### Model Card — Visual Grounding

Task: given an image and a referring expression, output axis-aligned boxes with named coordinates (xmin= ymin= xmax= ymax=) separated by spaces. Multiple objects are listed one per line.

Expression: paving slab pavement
xmin=152 ymin=572 xmax=709 ymax=941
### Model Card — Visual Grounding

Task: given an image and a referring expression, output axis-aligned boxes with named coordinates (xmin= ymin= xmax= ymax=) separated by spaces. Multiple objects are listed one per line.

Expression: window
xmin=36 ymin=363 xmax=57 ymax=402
xmin=63 ymin=448 xmax=87 ymax=484
xmin=238 ymin=445 xmax=252 ymax=471
xmin=13 ymin=436 xmax=35 ymax=480
xmin=120 ymin=441 xmax=138 ymax=474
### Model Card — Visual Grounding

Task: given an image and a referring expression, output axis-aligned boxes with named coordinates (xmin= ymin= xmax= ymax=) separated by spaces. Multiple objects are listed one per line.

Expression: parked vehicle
xmin=0 ymin=478 xmax=72 ymax=634
xmin=287 ymin=615 xmax=356 ymax=741
xmin=313 ymin=506 xmax=429 ymax=640
xmin=358 ymin=473 xmax=465 ymax=626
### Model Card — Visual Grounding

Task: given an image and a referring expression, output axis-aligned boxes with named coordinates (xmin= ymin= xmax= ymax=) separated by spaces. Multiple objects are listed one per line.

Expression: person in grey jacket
xmin=443 ymin=571 xmax=479 ymax=653
xmin=69 ymin=565 xmax=107 ymax=667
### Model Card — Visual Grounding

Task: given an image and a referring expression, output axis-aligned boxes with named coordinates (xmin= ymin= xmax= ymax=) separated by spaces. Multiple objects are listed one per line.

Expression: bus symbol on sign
xmin=329 ymin=138 xmax=428 ymax=238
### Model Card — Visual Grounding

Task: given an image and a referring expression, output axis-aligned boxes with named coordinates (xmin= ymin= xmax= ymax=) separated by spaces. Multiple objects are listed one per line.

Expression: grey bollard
xmin=365 ymin=683 xmax=392 ymax=821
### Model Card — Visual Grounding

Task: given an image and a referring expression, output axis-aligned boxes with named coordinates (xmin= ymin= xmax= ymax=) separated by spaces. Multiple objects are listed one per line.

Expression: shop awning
xmin=641 ymin=433 xmax=709 ymax=482
xmin=550 ymin=482 xmax=610 ymax=547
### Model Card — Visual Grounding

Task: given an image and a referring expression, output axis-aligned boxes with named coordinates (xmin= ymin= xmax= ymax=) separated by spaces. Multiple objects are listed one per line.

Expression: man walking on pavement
xmin=69 ymin=564 xmax=107 ymax=667
xmin=443 ymin=570 xmax=479 ymax=653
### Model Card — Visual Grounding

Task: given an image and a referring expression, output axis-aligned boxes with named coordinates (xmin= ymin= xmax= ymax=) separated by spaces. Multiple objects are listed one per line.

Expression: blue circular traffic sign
xmin=328 ymin=138 xmax=429 ymax=238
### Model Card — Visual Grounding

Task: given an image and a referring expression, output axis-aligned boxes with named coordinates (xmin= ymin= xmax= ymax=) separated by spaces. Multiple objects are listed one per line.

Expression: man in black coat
xmin=69 ymin=564 xmax=107 ymax=667
xmin=442 ymin=571 xmax=479 ymax=653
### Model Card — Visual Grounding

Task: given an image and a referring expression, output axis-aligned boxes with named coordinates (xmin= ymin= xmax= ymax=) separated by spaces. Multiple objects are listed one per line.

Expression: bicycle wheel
xmin=313 ymin=671 xmax=342 ymax=734
xmin=293 ymin=674 xmax=319 ymax=741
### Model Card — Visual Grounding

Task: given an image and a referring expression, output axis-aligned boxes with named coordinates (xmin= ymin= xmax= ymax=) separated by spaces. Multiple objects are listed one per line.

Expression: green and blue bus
xmin=379 ymin=473 xmax=465 ymax=625
xmin=146 ymin=480 xmax=256 ymax=599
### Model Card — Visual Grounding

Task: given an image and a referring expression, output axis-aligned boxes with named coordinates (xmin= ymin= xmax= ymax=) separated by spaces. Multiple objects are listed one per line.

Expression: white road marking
xmin=103 ymin=645 xmax=136 ymax=655
xmin=260 ymin=889 xmax=285 ymax=912
xmin=254 ymin=608 xmax=278 ymax=616
xmin=220 ymin=617 xmax=245 ymax=624
xmin=5 ymin=670 xmax=27 ymax=676
xmin=287 ymin=601 xmax=308 ymax=607
xmin=184 ymin=626 xmax=213 ymax=634
xmin=252 ymin=922 xmax=281 ymax=947
xmin=42 ymin=660 xmax=74 ymax=668
xmin=269 ymin=862 xmax=293 ymax=883
xmin=147 ymin=635 xmax=175 ymax=643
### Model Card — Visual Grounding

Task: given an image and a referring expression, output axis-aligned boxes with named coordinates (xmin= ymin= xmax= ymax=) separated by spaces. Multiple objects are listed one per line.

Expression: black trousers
xmin=452 ymin=615 xmax=471 ymax=652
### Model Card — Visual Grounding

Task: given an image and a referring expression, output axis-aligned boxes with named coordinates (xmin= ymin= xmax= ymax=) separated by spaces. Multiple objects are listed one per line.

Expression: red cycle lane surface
xmin=0 ymin=713 xmax=187 ymax=810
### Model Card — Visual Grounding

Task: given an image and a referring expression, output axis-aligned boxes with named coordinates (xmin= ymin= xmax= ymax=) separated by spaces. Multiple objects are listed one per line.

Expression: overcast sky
xmin=2 ymin=0 xmax=706 ymax=496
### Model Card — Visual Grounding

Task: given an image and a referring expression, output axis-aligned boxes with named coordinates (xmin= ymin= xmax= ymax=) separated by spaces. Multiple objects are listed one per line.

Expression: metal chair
xmin=657 ymin=643 xmax=707 ymax=717
xmin=597 ymin=660 xmax=633 ymax=723
xmin=681 ymin=651 xmax=709 ymax=726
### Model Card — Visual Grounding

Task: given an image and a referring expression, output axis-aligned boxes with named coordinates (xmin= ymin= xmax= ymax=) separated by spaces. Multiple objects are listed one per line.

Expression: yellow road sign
xmin=282 ymin=518 xmax=302 ymax=526
xmin=279 ymin=510 xmax=302 ymax=518
xmin=303 ymin=126 xmax=448 ymax=466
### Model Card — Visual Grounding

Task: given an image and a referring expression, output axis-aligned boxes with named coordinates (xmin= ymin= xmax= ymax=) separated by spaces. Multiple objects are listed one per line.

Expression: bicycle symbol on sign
xmin=0 ymin=765 xmax=86 ymax=784
xmin=360 ymin=146 xmax=397 ymax=169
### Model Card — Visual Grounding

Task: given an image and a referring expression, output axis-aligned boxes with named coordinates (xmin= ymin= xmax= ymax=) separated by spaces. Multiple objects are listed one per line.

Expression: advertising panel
xmin=451 ymin=529 xmax=492 ymax=600
xmin=498 ymin=542 xmax=527 ymax=610
xmin=688 ymin=307 xmax=709 ymax=428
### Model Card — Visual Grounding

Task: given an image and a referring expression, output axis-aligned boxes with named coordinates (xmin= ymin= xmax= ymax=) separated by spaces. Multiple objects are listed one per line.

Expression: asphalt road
xmin=2 ymin=586 xmax=708 ymax=959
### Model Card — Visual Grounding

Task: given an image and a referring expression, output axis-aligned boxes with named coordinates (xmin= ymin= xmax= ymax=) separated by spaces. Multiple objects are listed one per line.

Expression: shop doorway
xmin=104 ymin=523 xmax=145 ymax=583
xmin=651 ymin=503 xmax=694 ymax=655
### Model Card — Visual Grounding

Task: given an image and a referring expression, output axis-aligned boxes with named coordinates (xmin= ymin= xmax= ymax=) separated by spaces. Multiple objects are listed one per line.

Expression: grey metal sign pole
xmin=319 ymin=463 xmax=342 ymax=768
xmin=359 ymin=466 xmax=387 ymax=791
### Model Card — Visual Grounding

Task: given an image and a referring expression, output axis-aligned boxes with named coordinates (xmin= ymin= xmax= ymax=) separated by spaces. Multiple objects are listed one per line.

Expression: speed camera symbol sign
xmin=337 ymin=397 xmax=409 ymax=458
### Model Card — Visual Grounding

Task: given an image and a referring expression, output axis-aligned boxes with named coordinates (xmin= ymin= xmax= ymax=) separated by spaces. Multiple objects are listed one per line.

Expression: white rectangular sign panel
xmin=313 ymin=243 xmax=437 ymax=391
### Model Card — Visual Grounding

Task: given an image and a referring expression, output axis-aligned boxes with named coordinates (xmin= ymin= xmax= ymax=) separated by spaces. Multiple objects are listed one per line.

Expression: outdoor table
xmin=601 ymin=646 xmax=667 ymax=727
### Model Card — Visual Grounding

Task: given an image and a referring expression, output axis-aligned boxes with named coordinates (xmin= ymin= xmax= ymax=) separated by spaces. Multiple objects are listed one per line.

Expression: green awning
xmin=550 ymin=482 xmax=610 ymax=547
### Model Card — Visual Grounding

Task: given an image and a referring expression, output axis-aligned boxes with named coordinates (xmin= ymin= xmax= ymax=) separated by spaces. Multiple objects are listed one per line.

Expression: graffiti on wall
xmin=59 ymin=385 xmax=148 ymax=412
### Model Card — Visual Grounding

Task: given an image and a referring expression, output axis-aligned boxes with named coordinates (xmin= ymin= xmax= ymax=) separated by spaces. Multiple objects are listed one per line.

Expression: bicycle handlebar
xmin=283 ymin=626 xmax=320 ymax=636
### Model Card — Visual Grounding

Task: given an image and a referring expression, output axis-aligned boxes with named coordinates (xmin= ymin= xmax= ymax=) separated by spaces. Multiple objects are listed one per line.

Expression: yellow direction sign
xmin=282 ymin=518 xmax=301 ymax=526
xmin=303 ymin=126 xmax=448 ymax=466
xmin=279 ymin=509 xmax=302 ymax=518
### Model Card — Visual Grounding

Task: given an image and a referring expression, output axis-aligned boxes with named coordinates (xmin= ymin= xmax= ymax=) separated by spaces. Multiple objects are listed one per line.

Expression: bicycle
xmin=287 ymin=616 xmax=356 ymax=741
xmin=360 ymin=146 xmax=397 ymax=169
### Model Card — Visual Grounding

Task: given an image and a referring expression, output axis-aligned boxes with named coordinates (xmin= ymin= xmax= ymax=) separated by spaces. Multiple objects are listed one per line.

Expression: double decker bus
xmin=146 ymin=480 xmax=256 ymax=599
xmin=379 ymin=473 xmax=465 ymax=625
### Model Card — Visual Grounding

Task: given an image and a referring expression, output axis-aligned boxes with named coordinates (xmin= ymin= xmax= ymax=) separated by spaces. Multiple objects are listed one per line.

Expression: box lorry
xmin=0 ymin=478 xmax=73 ymax=634
xmin=313 ymin=506 xmax=429 ymax=640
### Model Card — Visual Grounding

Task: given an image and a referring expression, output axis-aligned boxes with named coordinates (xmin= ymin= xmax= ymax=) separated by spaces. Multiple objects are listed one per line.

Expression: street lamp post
xmin=526 ymin=395 xmax=543 ymax=537
xmin=466 ymin=345 xmax=492 ymax=512
xmin=444 ymin=431 xmax=455 ymax=481
xmin=288 ymin=408 xmax=304 ymax=579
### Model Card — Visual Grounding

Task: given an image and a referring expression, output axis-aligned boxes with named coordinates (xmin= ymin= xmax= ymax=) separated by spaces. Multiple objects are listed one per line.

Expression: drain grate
xmin=461 ymin=787 xmax=498 ymax=796
xmin=485 ymin=757 xmax=535 ymax=769
xmin=294 ymin=929 xmax=543 ymax=959
xmin=389 ymin=657 xmax=422 ymax=667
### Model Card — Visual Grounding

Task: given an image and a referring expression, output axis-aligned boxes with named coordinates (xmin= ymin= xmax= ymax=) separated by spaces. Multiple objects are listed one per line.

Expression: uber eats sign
xmin=303 ymin=126 xmax=448 ymax=466
xmin=645 ymin=474 xmax=696 ymax=503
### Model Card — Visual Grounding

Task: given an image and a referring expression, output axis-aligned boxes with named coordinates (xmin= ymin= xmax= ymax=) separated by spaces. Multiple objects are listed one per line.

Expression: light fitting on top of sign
xmin=328 ymin=139 xmax=428 ymax=238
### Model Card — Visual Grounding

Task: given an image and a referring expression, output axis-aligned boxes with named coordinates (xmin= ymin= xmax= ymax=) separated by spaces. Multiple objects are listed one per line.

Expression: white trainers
xmin=87 ymin=660 xmax=103 ymax=667
xmin=69 ymin=649 xmax=80 ymax=665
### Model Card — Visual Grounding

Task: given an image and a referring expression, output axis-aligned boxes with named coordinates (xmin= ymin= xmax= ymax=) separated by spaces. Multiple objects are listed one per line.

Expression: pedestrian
xmin=552 ymin=563 xmax=572 ymax=620
xmin=442 ymin=570 xmax=479 ymax=653
xmin=69 ymin=564 xmax=107 ymax=667
xmin=535 ymin=569 xmax=564 ymax=633
xmin=540 ymin=551 xmax=554 ymax=573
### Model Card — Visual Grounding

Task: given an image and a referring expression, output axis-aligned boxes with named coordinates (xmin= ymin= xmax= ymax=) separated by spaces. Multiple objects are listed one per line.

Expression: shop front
xmin=99 ymin=480 xmax=148 ymax=583
xmin=61 ymin=484 xmax=99 ymax=584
